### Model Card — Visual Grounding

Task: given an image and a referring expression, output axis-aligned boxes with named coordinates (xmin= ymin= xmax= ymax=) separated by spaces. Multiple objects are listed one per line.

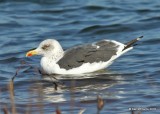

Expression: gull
xmin=26 ymin=36 xmax=143 ymax=74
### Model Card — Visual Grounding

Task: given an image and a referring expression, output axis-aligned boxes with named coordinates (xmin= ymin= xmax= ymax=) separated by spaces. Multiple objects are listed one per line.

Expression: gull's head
xmin=26 ymin=39 xmax=63 ymax=57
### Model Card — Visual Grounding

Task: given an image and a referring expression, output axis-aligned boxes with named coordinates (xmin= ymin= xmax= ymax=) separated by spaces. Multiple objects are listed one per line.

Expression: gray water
xmin=0 ymin=0 xmax=160 ymax=114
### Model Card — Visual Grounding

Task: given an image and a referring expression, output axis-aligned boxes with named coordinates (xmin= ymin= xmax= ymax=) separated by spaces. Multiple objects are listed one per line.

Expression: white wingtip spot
xmin=137 ymin=38 xmax=141 ymax=40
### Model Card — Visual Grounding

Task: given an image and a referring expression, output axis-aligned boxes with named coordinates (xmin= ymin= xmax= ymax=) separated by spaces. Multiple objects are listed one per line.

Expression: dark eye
xmin=42 ymin=44 xmax=50 ymax=50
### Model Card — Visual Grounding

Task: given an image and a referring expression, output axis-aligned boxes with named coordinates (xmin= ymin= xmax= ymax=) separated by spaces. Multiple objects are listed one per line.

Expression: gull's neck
xmin=40 ymin=45 xmax=64 ymax=74
xmin=41 ymin=41 xmax=64 ymax=67
xmin=44 ymin=46 xmax=64 ymax=63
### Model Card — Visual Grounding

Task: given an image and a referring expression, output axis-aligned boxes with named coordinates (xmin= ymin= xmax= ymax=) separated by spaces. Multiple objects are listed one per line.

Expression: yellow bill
xmin=26 ymin=49 xmax=38 ymax=57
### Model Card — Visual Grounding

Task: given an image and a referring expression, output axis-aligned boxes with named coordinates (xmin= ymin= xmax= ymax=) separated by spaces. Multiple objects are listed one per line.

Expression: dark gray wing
xmin=57 ymin=40 xmax=122 ymax=70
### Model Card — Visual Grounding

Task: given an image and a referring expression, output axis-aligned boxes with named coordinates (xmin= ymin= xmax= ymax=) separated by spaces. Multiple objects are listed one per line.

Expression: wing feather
xmin=57 ymin=40 xmax=123 ymax=70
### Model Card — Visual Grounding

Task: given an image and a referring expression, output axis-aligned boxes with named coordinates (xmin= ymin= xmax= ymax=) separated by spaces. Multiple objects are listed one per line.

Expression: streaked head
xmin=26 ymin=39 xmax=63 ymax=57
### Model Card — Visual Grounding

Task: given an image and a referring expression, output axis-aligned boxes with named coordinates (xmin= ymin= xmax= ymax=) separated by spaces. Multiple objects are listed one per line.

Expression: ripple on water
xmin=79 ymin=24 xmax=133 ymax=35
xmin=0 ymin=0 xmax=160 ymax=114
xmin=0 ymin=57 xmax=20 ymax=64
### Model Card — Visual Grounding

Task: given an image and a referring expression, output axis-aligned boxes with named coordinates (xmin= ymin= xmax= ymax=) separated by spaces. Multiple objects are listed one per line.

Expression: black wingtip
xmin=139 ymin=36 xmax=143 ymax=38
xmin=123 ymin=36 xmax=144 ymax=51
xmin=136 ymin=36 xmax=143 ymax=41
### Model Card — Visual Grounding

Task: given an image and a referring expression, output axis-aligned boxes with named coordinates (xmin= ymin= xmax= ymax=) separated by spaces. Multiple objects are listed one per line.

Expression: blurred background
xmin=0 ymin=0 xmax=160 ymax=114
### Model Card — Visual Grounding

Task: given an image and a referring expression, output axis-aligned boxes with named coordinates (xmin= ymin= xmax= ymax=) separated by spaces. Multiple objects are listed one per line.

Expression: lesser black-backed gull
xmin=26 ymin=36 xmax=143 ymax=74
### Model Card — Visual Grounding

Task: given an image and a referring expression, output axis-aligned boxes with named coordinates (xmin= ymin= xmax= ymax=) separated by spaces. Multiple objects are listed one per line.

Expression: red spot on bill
xmin=28 ymin=53 xmax=32 ymax=57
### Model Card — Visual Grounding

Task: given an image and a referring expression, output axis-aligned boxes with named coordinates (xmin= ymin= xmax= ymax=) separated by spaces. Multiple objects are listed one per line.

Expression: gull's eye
xmin=41 ymin=44 xmax=50 ymax=50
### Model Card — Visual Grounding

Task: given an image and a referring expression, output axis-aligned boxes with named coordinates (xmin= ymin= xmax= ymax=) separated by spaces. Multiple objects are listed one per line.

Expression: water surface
xmin=0 ymin=0 xmax=160 ymax=114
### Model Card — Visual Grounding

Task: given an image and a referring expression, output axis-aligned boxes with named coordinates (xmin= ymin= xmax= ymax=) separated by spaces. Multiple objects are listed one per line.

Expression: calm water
xmin=0 ymin=0 xmax=160 ymax=114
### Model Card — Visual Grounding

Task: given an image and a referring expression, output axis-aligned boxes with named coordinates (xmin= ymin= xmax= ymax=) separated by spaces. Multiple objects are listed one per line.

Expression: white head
xmin=26 ymin=39 xmax=64 ymax=60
